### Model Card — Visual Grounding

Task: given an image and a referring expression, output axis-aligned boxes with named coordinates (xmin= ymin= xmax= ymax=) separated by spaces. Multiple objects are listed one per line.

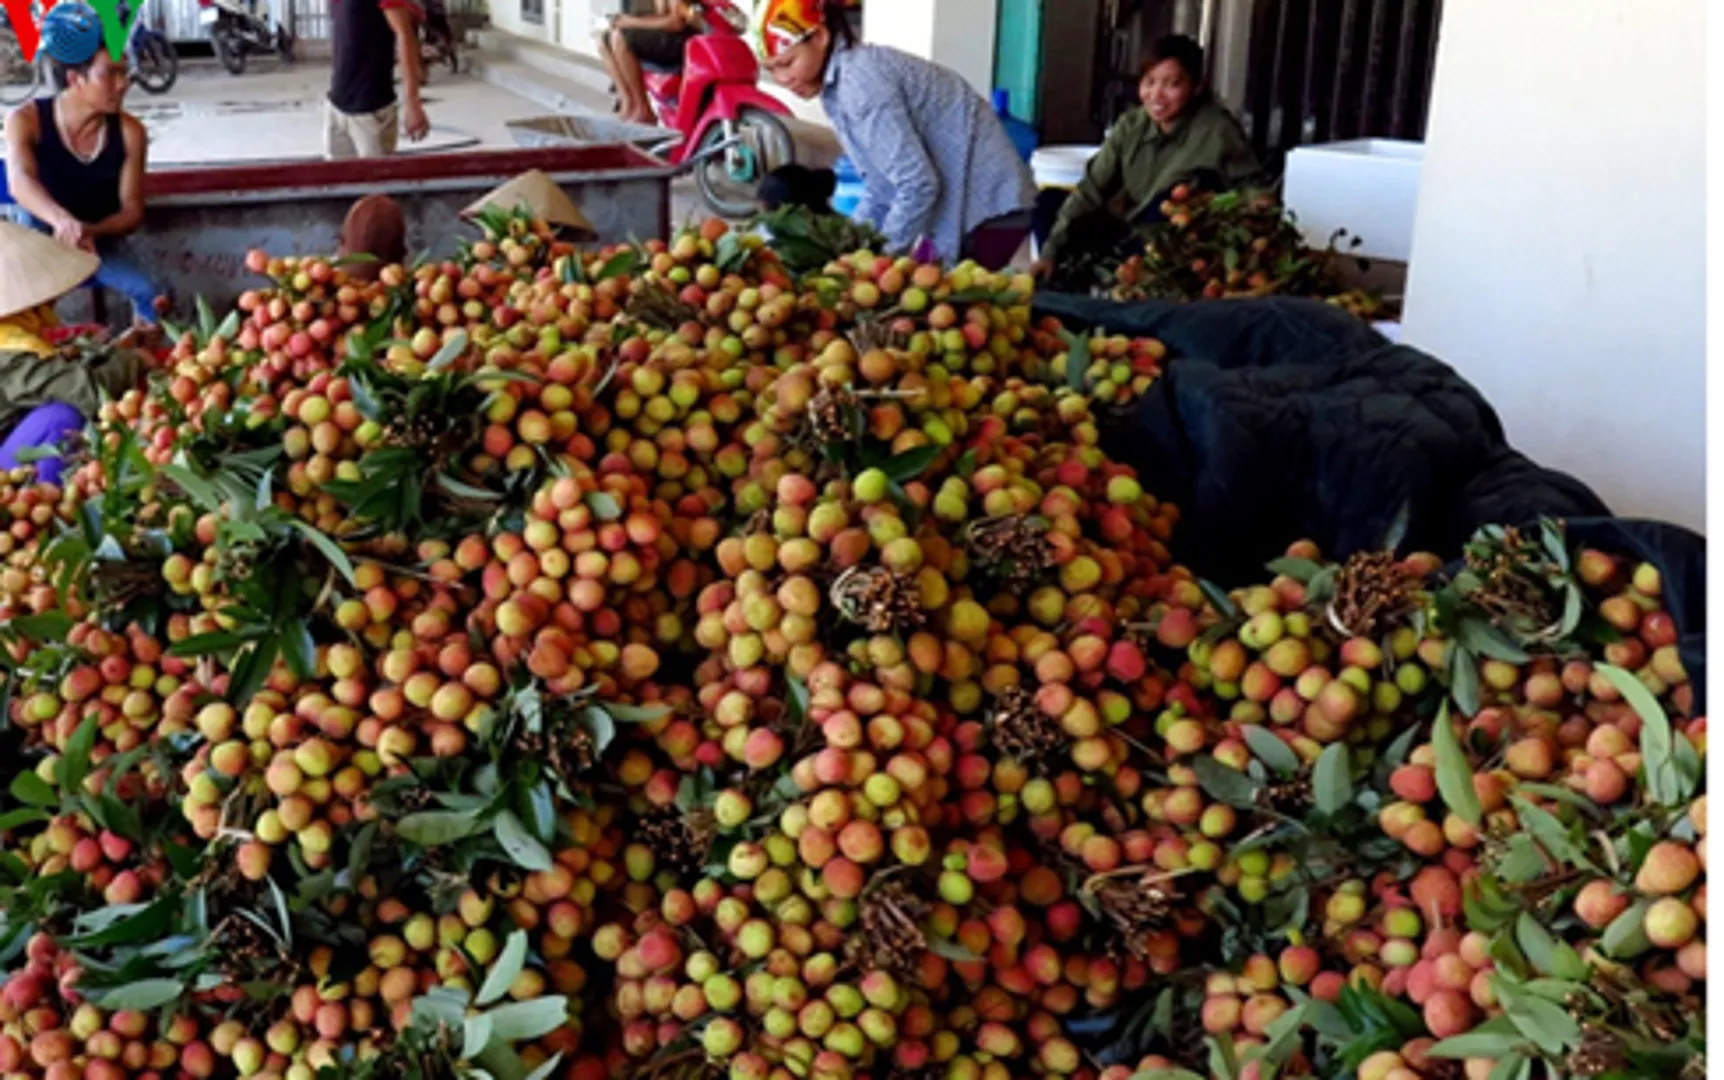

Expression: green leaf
xmin=9 ymin=772 xmax=57 ymax=808
xmin=1429 ymin=702 xmax=1481 ymax=825
xmin=1191 ymin=755 xmax=1261 ymax=809
xmin=1381 ymin=500 xmax=1411 ymax=553
xmin=168 ymin=630 xmax=249 ymax=658
xmin=581 ymin=706 xmax=616 ymax=757
xmin=1132 ymin=1070 xmax=1205 ymax=1080
xmin=600 ymin=701 xmax=672 ymax=724
xmin=492 ymin=811 xmax=553 ymax=872
xmin=1427 ymin=1015 xmax=1526 ymax=1059
xmin=1509 ymin=797 xmax=1595 ymax=873
xmin=226 ymin=636 xmax=280 ymax=708
xmin=522 ymin=1052 xmax=564 ymax=1080
xmin=926 ymin=938 xmax=980 ymax=962
xmin=427 ymin=331 xmax=471 ymax=374
xmin=213 ymin=308 xmax=241 ymax=342
xmin=98 ymin=795 xmax=142 ymax=843
xmin=437 ymin=473 xmax=504 ymax=502
xmin=1239 ymin=726 xmax=1300 ymax=776
xmin=9 ymin=612 xmax=72 ymax=642
xmin=463 ymin=1012 xmax=495 ymax=1059
xmin=1311 ymin=742 xmax=1353 ymax=816
xmin=1265 ymin=556 xmax=1322 ymax=583
xmin=1493 ymin=834 xmax=1548 ymax=884
xmin=280 ymin=622 xmax=317 ymax=680
xmin=484 ymin=996 xmax=569 ymax=1042
xmin=412 ymin=986 xmax=471 ymax=1028
xmin=347 ymin=821 xmax=379 ymax=886
xmin=1514 ymin=913 xmax=1585 ymax=979
xmin=1258 ymin=999 xmax=1310 ymax=1065
xmin=1206 ymin=1033 xmax=1240 ymax=1080
xmin=1198 ymin=579 xmax=1238 ymax=620
xmin=1456 ymin=618 xmax=1532 ymax=663
xmin=290 ymin=521 xmax=357 ymax=587
xmin=476 ymin=929 xmax=529 ymax=1007
xmin=1601 ymin=899 xmax=1651 ymax=959
xmin=1486 ymin=1052 xmax=1530 ymax=1080
xmin=0 ymin=808 xmax=49 ymax=832
xmin=60 ymin=716 xmax=100 ymax=796
xmin=1059 ymin=329 xmax=1092 ymax=393
xmin=64 ymin=896 xmax=177 ymax=948
xmin=595 ymin=249 xmax=641 ymax=282
xmin=160 ymin=463 xmax=225 ymax=513
xmin=94 ymin=978 xmax=185 ymax=1012
xmin=1495 ymin=978 xmax=1580 ymax=1056
xmin=397 ymin=810 xmax=484 ymax=847
xmin=522 ymin=782 xmax=555 ymax=845
xmin=880 ymin=444 xmax=940 ymax=484
xmin=1597 ymin=663 xmax=1679 ymax=806
xmin=585 ymin=491 xmax=622 ymax=522
xmin=1448 ymin=647 xmax=1481 ymax=716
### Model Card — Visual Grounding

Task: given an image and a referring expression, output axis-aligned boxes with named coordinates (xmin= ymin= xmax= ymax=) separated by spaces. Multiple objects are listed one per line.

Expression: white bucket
xmin=1031 ymin=145 xmax=1101 ymax=191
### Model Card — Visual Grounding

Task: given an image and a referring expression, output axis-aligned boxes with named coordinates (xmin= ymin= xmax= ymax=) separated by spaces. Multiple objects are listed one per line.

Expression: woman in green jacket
xmin=1033 ymin=35 xmax=1261 ymax=279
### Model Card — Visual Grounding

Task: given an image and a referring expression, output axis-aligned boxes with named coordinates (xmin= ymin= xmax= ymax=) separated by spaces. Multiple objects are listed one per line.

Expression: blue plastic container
xmin=832 ymin=155 xmax=865 ymax=217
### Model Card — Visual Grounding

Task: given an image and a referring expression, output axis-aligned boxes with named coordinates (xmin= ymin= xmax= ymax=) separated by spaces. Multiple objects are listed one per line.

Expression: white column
xmin=1400 ymin=0 xmax=1704 ymax=531
xmin=862 ymin=0 xmax=999 ymax=99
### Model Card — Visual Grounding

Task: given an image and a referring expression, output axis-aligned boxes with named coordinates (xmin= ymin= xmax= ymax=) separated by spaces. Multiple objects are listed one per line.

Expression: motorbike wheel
xmin=213 ymin=24 xmax=246 ymax=74
xmin=693 ymin=106 xmax=795 ymax=220
xmin=131 ymin=33 xmax=178 ymax=93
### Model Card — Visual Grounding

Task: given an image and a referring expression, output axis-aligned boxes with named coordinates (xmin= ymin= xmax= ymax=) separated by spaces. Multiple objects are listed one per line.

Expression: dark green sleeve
xmin=1042 ymin=118 xmax=1132 ymax=265
xmin=0 ymin=349 xmax=144 ymax=420
xmin=1187 ymin=103 xmax=1263 ymax=190
xmin=1215 ymin=111 xmax=1264 ymax=188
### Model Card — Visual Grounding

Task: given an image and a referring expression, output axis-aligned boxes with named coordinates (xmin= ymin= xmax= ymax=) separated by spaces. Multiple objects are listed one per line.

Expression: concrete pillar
xmin=862 ymin=0 xmax=999 ymax=99
xmin=1401 ymin=0 xmax=1704 ymax=530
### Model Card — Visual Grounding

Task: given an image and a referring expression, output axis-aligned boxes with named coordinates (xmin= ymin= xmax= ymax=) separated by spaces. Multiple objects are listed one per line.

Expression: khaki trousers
xmin=324 ymin=100 xmax=400 ymax=160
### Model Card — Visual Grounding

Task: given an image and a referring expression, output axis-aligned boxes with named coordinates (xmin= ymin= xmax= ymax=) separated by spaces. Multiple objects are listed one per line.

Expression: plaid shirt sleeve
xmin=840 ymin=79 xmax=941 ymax=252
xmin=826 ymin=46 xmax=1033 ymax=261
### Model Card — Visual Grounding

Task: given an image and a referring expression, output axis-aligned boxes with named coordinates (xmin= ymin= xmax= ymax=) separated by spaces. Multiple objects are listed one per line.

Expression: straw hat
xmin=462 ymin=171 xmax=597 ymax=239
xmin=0 ymin=220 xmax=99 ymax=320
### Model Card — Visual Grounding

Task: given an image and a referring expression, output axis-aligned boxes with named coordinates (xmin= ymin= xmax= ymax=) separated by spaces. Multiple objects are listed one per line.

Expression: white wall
xmin=863 ymin=0 xmax=999 ymax=99
xmin=1401 ymin=0 xmax=1705 ymax=531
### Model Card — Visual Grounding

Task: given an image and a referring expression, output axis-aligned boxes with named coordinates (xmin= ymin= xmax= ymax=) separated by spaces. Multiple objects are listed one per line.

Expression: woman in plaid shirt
xmin=750 ymin=0 xmax=1036 ymax=268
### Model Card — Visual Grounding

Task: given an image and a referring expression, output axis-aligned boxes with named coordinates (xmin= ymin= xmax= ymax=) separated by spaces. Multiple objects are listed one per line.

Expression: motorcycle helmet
xmin=39 ymin=2 xmax=105 ymax=67
xmin=748 ymin=0 xmax=824 ymax=62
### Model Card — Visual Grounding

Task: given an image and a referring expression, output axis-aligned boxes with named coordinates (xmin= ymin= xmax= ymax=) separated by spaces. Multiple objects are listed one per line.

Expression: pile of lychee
xmin=0 ymin=211 xmax=1702 ymax=1080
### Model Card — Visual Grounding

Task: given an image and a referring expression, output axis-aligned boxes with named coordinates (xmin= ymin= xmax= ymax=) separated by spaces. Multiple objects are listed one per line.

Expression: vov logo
xmin=4 ymin=0 xmax=140 ymax=65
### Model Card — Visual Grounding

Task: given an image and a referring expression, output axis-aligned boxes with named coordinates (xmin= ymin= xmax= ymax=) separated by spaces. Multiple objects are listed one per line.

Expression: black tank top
xmin=32 ymin=98 xmax=124 ymax=226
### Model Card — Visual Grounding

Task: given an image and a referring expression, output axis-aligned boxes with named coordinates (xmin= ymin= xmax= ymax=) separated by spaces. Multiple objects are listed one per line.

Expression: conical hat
xmin=0 ymin=220 xmax=99 ymax=320
xmin=463 ymin=171 xmax=596 ymax=239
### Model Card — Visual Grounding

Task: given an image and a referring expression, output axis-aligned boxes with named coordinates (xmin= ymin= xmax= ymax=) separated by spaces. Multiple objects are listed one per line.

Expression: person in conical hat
xmin=0 ymin=221 xmax=150 ymax=485
xmin=2 ymin=2 xmax=164 ymax=325
xmin=462 ymin=171 xmax=598 ymax=240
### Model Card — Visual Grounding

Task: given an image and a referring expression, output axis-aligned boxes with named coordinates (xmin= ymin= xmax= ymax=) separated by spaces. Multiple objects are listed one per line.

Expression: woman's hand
xmin=1030 ymin=258 xmax=1054 ymax=281
xmin=50 ymin=213 xmax=92 ymax=252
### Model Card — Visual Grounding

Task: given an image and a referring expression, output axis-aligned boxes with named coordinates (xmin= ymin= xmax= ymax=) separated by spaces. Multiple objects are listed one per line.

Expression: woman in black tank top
xmin=29 ymin=97 xmax=126 ymax=227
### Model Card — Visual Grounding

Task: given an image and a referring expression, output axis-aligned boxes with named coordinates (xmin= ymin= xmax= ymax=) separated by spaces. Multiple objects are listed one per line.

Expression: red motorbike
xmin=640 ymin=0 xmax=796 ymax=217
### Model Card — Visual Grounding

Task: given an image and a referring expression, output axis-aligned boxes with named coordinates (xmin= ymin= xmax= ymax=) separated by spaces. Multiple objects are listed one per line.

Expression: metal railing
xmin=1240 ymin=0 xmax=1443 ymax=170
